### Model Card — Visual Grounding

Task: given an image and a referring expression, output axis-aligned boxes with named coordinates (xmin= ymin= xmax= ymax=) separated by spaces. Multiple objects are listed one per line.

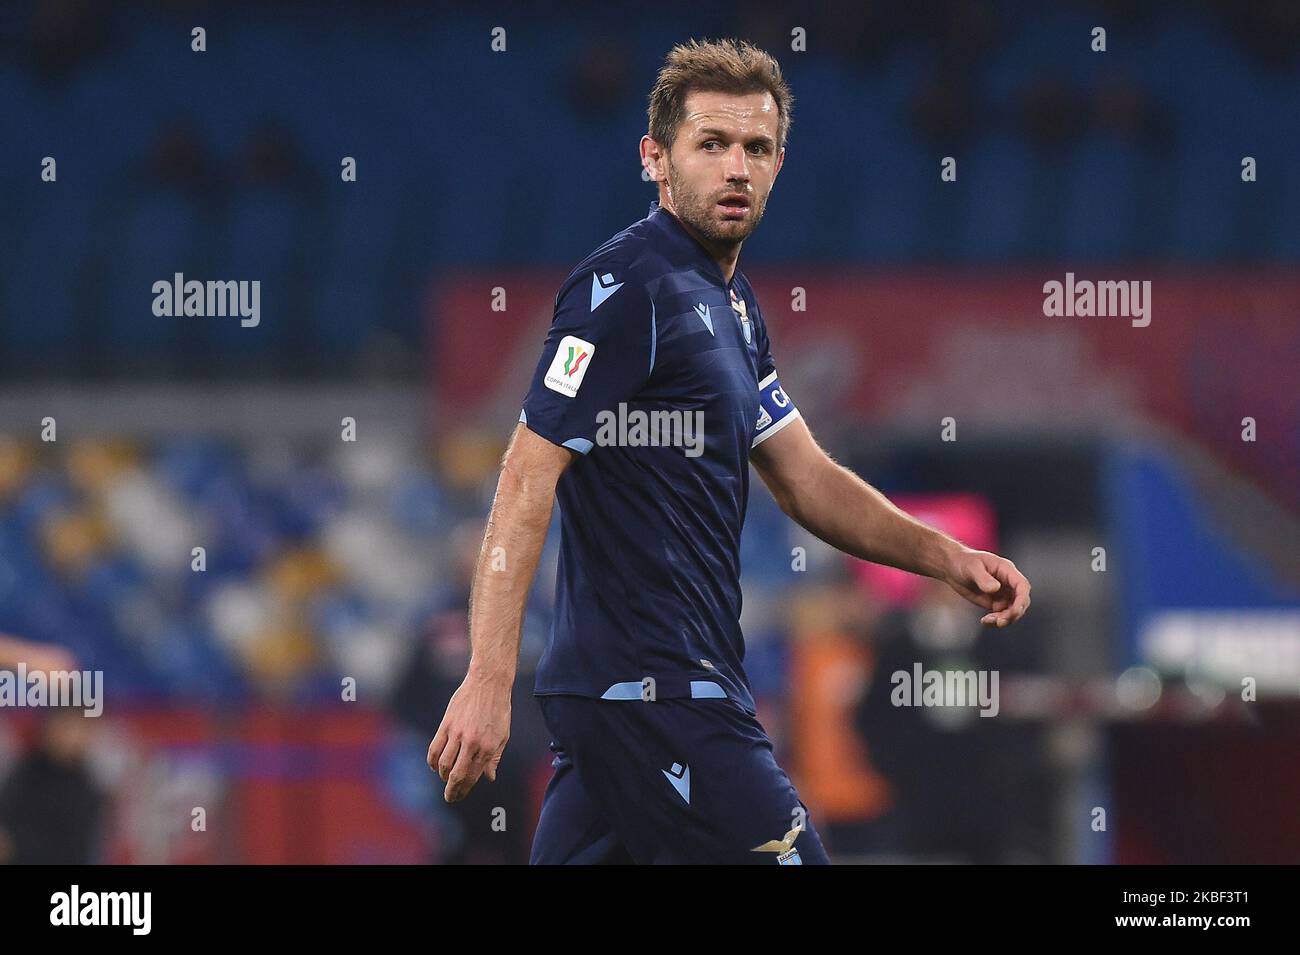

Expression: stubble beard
xmin=665 ymin=157 xmax=768 ymax=248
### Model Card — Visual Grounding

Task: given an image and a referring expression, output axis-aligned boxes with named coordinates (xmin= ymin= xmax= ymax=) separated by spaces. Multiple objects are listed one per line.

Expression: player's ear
xmin=640 ymin=134 xmax=664 ymax=181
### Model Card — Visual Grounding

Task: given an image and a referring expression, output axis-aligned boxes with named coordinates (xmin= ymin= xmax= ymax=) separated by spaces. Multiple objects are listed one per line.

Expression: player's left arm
xmin=750 ymin=417 xmax=1031 ymax=628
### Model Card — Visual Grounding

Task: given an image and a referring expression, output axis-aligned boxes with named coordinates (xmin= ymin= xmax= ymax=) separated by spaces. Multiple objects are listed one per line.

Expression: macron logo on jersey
xmin=693 ymin=302 xmax=714 ymax=336
xmin=590 ymin=272 xmax=624 ymax=311
xmin=544 ymin=335 xmax=596 ymax=397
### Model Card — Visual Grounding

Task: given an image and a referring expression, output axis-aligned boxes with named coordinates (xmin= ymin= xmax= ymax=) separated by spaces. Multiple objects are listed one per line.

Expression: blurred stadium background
xmin=0 ymin=0 xmax=1297 ymax=864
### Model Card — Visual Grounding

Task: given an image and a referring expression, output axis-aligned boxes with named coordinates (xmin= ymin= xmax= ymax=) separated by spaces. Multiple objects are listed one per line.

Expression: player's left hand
xmin=942 ymin=547 xmax=1031 ymax=628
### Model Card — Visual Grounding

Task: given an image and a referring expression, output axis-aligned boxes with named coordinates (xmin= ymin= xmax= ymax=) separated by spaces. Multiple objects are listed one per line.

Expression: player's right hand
xmin=427 ymin=671 xmax=512 ymax=803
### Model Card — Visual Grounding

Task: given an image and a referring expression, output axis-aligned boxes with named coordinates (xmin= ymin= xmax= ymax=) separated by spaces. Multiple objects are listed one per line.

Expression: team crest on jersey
xmin=730 ymin=288 xmax=752 ymax=344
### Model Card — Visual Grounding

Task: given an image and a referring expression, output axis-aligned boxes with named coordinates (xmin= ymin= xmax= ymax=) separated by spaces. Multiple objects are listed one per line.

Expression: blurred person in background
xmin=0 ymin=636 xmax=106 ymax=865
xmin=389 ymin=521 xmax=538 ymax=864
xmin=851 ymin=576 xmax=1001 ymax=862
xmin=843 ymin=498 xmax=1050 ymax=863
xmin=0 ymin=709 xmax=106 ymax=865
xmin=784 ymin=572 xmax=899 ymax=860
xmin=851 ymin=571 xmax=1050 ymax=864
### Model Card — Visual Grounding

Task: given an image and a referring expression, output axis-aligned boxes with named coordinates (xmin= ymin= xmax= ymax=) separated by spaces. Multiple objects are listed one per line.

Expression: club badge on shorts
xmin=752 ymin=822 xmax=803 ymax=864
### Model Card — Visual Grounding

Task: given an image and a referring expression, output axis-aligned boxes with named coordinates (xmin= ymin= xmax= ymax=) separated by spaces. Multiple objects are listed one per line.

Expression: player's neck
xmin=660 ymin=203 xmax=741 ymax=286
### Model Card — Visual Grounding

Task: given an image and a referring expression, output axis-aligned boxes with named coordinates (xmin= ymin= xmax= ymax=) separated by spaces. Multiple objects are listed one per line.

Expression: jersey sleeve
xmin=519 ymin=268 xmax=655 ymax=454
xmin=750 ymin=306 xmax=801 ymax=449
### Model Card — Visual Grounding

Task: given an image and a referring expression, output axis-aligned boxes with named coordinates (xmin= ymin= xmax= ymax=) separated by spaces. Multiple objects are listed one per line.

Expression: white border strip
xmin=752 ymin=407 xmax=801 ymax=447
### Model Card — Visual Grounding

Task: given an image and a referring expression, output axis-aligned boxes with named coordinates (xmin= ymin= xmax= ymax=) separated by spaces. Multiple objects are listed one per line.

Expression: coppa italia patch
xmin=545 ymin=336 xmax=595 ymax=397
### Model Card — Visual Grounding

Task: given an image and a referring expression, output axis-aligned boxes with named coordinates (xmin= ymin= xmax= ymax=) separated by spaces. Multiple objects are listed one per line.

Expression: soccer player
xmin=427 ymin=38 xmax=1031 ymax=864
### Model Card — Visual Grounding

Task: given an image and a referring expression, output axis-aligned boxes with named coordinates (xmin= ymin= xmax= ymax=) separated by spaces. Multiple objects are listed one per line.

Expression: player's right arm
xmin=429 ymin=263 xmax=652 ymax=802
xmin=427 ymin=423 xmax=573 ymax=802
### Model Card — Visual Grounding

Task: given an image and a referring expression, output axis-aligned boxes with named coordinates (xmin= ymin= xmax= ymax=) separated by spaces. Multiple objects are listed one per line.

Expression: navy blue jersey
xmin=520 ymin=200 xmax=800 ymax=713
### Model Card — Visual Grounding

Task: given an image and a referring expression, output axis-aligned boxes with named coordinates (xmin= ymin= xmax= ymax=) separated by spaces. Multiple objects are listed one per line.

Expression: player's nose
xmin=724 ymin=143 xmax=752 ymax=179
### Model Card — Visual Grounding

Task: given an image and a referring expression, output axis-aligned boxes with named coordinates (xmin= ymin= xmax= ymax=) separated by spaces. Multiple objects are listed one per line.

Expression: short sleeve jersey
xmin=520 ymin=200 xmax=800 ymax=713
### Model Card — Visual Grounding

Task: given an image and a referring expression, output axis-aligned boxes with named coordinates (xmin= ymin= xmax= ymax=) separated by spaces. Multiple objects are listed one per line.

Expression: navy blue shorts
xmin=529 ymin=694 xmax=830 ymax=865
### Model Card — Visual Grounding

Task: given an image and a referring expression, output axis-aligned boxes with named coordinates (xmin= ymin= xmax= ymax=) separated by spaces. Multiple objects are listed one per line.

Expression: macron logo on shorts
xmin=662 ymin=762 xmax=690 ymax=804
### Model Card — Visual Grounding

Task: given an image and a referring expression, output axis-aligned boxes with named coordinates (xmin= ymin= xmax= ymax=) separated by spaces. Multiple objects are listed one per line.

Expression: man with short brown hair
xmin=428 ymin=38 xmax=1030 ymax=864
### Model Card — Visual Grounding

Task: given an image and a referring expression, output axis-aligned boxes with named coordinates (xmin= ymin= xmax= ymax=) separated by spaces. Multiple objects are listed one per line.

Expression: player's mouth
xmin=716 ymin=194 xmax=751 ymax=219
